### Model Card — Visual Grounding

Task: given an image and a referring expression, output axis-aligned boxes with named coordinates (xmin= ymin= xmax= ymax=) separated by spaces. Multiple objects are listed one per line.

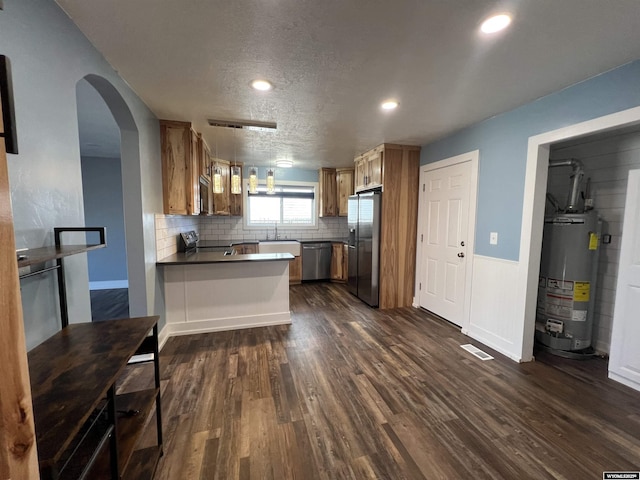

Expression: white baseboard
xmin=162 ymin=311 xmax=291 ymax=341
xmin=158 ymin=324 xmax=170 ymax=351
xmin=89 ymin=280 xmax=129 ymax=290
xmin=461 ymin=328 xmax=523 ymax=363
xmin=609 ymin=371 xmax=640 ymax=393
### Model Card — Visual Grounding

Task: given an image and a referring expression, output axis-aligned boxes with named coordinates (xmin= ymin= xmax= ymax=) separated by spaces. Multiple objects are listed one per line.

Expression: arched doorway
xmin=75 ymin=74 xmax=147 ymax=320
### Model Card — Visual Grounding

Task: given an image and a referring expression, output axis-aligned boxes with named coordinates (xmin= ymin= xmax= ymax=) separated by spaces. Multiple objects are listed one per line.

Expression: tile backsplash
xmin=155 ymin=214 xmax=348 ymax=260
xmin=198 ymin=216 xmax=348 ymax=242
xmin=155 ymin=214 xmax=199 ymax=260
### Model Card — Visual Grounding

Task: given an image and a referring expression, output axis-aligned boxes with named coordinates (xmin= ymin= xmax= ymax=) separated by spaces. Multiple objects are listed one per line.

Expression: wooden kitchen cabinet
xmin=198 ymin=133 xmax=212 ymax=182
xmin=160 ymin=120 xmax=200 ymax=215
xmin=289 ymin=255 xmax=302 ymax=284
xmin=354 ymin=146 xmax=383 ymax=192
xmin=197 ymin=134 xmax=213 ymax=215
xmin=319 ymin=168 xmax=338 ymax=217
xmin=330 ymin=242 xmax=348 ymax=282
xmin=336 ymin=167 xmax=354 ymax=216
xmin=354 ymin=143 xmax=421 ymax=309
xmin=235 ymin=243 xmax=257 ymax=254
xmin=212 ymin=158 xmax=230 ymax=215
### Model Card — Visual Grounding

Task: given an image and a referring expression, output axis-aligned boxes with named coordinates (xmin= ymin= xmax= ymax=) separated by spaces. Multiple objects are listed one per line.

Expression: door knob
xmin=460 ymin=241 xmax=465 ymax=246
xmin=457 ymin=252 xmax=465 ymax=258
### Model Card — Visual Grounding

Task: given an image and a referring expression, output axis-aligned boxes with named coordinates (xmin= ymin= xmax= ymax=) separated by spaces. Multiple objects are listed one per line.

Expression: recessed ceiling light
xmin=480 ymin=14 xmax=512 ymax=34
xmin=276 ymin=159 xmax=293 ymax=168
xmin=381 ymin=100 xmax=399 ymax=111
xmin=251 ymin=79 xmax=273 ymax=91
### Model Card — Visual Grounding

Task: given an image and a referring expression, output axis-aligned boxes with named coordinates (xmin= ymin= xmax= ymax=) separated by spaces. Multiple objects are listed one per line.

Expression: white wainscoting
xmin=464 ymin=255 xmax=524 ymax=362
xmin=160 ymin=260 xmax=292 ymax=341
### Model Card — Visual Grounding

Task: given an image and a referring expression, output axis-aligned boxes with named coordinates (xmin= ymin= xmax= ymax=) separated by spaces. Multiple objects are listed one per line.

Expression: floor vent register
xmin=460 ymin=344 xmax=494 ymax=361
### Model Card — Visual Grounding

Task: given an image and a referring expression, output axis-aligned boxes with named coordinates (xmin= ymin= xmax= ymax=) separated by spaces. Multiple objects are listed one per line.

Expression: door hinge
xmin=419 ymin=282 xmax=422 ymax=291
xmin=422 ymin=184 xmax=425 ymax=192
xmin=421 ymin=234 xmax=423 ymax=242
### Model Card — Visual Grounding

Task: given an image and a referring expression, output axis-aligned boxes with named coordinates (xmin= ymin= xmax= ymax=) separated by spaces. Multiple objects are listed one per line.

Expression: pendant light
xmin=248 ymin=166 xmax=258 ymax=194
xmin=212 ymin=135 xmax=224 ymax=194
xmin=230 ymin=129 xmax=241 ymax=194
xmin=213 ymin=165 xmax=224 ymax=194
xmin=266 ymin=140 xmax=275 ymax=194
xmin=266 ymin=168 xmax=275 ymax=194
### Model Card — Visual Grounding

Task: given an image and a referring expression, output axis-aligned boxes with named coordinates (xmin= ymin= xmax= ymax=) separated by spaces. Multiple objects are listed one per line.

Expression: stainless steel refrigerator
xmin=347 ymin=191 xmax=381 ymax=307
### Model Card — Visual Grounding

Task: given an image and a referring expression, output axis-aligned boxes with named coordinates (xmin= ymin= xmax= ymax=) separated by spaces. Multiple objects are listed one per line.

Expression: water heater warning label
xmin=574 ymin=282 xmax=590 ymax=302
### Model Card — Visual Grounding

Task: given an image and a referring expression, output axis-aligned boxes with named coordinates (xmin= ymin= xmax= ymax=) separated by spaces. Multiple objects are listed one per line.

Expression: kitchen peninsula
xmin=157 ymin=251 xmax=294 ymax=338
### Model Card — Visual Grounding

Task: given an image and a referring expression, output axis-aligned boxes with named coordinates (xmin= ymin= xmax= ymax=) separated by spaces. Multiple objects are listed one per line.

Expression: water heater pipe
xmin=549 ymin=158 xmax=584 ymax=212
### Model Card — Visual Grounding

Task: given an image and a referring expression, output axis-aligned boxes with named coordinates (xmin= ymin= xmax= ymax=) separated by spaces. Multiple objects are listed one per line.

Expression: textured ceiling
xmin=60 ymin=0 xmax=640 ymax=169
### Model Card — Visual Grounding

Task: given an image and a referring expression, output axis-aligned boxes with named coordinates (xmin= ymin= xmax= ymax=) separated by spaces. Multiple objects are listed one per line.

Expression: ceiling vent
xmin=207 ymin=118 xmax=277 ymax=131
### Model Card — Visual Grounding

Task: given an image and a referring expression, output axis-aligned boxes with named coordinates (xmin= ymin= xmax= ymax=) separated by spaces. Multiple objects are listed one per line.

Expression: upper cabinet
xmin=161 ymin=119 xmax=243 ymax=217
xmin=336 ymin=168 xmax=354 ymax=216
xmin=354 ymin=146 xmax=383 ymax=192
xmin=197 ymin=134 xmax=213 ymax=215
xmin=198 ymin=133 xmax=212 ymax=182
xmin=319 ymin=168 xmax=338 ymax=217
xmin=319 ymin=167 xmax=354 ymax=217
xmin=211 ymin=158 xmax=230 ymax=216
xmin=160 ymin=120 xmax=200 ymax=215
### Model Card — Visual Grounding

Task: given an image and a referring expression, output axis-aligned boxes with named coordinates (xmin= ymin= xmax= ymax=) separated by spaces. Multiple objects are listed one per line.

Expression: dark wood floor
xmin=129 ymin=282 xmax=640 ymax=480
xmin=90 ymin=288 xmax=129 ymax=321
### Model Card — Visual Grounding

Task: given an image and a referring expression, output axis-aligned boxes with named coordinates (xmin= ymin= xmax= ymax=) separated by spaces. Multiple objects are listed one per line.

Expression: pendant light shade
xmin=231 ymin=166 xmax=241 ymax=194
xmin=266 ymin=168 xmax=275 ymax=194
xmin=213 ymin=165 xmax=224 ymax=194
xmin=249 ymin=167 xmax=258 ymax=194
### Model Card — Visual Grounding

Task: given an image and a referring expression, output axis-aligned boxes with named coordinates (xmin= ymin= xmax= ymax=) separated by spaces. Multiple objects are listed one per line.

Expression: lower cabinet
xmin=28 ymin=317 xmax=163 ymax=480
xmin=289 ymin=255 xmax=302 ymax=284
xmin=234 ymin=243 xmax=258 ymax=254
xmin=330 ymin=242 xmax=348 ymax=282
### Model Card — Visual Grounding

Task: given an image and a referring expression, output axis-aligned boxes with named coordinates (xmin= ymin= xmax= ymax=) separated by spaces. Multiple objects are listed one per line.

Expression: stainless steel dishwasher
xmin=302 ymin=242 xmax=332 ymax=281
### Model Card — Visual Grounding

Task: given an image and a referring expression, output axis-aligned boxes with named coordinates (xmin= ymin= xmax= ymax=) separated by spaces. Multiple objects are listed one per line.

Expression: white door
xmin=609 ymin=169 xmax=640 ymax=392
xmin=419 ymin=161 xmax=472 ymax=326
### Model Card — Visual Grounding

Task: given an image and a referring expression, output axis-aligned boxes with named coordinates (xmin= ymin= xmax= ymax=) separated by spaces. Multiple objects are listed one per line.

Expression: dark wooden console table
xmin=28 ymin=316 xmax=163 ymax=479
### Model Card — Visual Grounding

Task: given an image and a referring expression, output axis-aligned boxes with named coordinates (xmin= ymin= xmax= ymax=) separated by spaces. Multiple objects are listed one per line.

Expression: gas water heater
xmin=535 ymin=159 xmax=601 ymax=354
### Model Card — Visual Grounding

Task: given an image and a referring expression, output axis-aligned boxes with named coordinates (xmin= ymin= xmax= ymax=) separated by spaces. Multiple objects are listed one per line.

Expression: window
xmin=245 ymin=182 xmax=317 ymax=228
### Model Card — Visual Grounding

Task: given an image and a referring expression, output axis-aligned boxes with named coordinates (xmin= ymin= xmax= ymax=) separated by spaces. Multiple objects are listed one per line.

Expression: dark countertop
xmin=157 ymin=251 xmax=294 ymax=265
xmin=298 ymin=239 xmax=347 ymax=244
xmin=195 ymin=238 xmax=346 ymax=248
xmin=197 ymin=239 xmax=256 ymax=248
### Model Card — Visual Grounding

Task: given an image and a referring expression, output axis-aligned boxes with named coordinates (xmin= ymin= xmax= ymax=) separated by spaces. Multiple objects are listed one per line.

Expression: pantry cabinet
xmin=354 ymin=143 xmax=421 ymax=309
xmin=160 ymin=120 xmax=200 ymax=215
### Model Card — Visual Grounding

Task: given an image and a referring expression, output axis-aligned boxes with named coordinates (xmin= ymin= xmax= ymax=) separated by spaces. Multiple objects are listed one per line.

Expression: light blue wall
xmin=81 ymin=156 xmax=128 ymax=284
xmin=242 ymin=166 xmax=318 ymax=183
xmin=421 ymin=60 xmax=640 ymax=260
xmin=1 ymin=0 xmax=164 ymax=348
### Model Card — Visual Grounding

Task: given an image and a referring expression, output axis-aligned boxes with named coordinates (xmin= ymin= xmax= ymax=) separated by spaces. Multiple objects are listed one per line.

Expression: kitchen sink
xmin=258 ymin=240 xmax=300 ymax=256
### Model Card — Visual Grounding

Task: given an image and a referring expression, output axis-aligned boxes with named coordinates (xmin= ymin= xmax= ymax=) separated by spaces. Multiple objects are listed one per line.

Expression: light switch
xmin=490 ymin=232 xmax=498 ymax=245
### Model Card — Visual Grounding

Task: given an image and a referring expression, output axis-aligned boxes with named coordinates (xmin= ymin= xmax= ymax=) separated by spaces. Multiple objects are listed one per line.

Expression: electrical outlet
xmin=490 ymin=232 xmax=498 ymax=245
